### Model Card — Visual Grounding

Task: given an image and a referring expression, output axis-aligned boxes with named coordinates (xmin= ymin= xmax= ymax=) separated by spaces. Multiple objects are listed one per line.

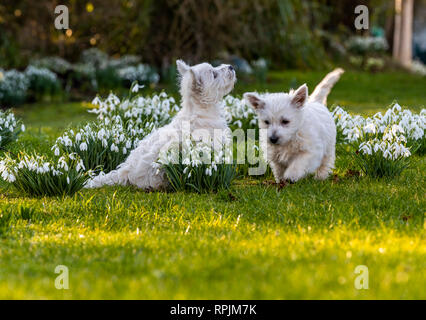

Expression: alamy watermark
xmin=54 ymin=5 xmax=69 ymax=30
xmin=354 ymin=265 xmax=369 ymax=290
xmin=55 ymin=265 xmax=69 ymax=290
xmin=354 ymin=5 xmax=369 ymax=30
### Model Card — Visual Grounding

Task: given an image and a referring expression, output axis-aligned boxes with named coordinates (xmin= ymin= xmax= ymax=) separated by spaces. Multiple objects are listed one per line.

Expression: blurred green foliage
xmin=0 ymin=0 xmax=393 ymax=69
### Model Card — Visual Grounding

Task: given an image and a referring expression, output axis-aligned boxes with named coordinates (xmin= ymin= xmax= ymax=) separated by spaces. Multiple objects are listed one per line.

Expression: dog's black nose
xmin=229 ymin=65 xmax=234 ymax=71
xmin=269 ymin=136 xmax=279 ymax=144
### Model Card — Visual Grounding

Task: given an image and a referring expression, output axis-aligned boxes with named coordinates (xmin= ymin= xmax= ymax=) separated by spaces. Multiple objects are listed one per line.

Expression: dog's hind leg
xmin=84 ymin=166 xmax=129 ymax=188
xmin=315 ymin=149 xmax=335 ymax=180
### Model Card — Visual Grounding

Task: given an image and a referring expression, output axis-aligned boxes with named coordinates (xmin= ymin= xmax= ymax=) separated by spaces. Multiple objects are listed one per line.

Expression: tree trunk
xmin=400 ymin=0 xmax=414 ymax=67
xmin=393 ymin=0 xmax=414 ymax=67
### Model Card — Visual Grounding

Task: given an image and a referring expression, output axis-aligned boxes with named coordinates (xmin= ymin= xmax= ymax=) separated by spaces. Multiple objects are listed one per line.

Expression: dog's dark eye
xmin=281 ymin=119 xmax=290 ymax=125
xmin=264 ymin=120 xmax=270 ymax=125
xmin=212 ymin=71 xmax=218 ymax=79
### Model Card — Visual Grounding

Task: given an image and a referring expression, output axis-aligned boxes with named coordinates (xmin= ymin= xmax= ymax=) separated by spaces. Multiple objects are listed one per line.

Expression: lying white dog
xmin=86 ymin=60 xmax=236 ymax=190
xmin=244 ymin=69 xmax=344 ymax=183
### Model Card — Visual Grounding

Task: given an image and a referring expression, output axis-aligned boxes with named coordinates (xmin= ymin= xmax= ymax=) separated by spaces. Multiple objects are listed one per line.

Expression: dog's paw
xmin=283 ymin=170 xmax=304 ymax=182
xmin=314 ymin=170 xmax=331 ymax=180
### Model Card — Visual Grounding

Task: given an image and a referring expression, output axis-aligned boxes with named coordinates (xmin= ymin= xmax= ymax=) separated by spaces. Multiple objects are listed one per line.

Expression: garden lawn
xmin=0 ymin=70 xmax=425 ymax=299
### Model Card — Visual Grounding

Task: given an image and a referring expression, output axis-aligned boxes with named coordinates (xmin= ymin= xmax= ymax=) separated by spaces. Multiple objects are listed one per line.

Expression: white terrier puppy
xmin=86 ymin=60 xmax=236 ymax=190
xmin=244 ymin=69 xmax=344 ymax=183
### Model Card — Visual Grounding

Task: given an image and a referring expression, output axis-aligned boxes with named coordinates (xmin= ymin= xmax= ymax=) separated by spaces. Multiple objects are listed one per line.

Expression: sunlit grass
xmin=0 ymin=70 xmax=425 ymax=299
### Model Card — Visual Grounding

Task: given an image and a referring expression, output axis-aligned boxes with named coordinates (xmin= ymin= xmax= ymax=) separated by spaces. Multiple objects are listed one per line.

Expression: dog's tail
xmin=84 ymin=167 xmax=128 ymax=189
xmin=309 ymin=68 xmax=344 ymax=105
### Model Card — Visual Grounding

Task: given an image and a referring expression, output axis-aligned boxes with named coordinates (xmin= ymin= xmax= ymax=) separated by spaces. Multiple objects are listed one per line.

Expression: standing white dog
xmin=244 ymin=69 xmax=344 ymax=183
xmin=86 ymin=60 xmax=236 ymax=190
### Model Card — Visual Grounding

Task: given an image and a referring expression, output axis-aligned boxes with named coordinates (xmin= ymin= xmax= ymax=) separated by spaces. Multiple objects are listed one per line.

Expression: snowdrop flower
xmin=80 ymin=142 xmax=88 ymax=151
xmin=359 ymin=142 xmax=372 ymax=155
xmin=364 ymin=122 xmax=376 ymax=134
xmin=76 ymin=160 xmax=85 ymax=172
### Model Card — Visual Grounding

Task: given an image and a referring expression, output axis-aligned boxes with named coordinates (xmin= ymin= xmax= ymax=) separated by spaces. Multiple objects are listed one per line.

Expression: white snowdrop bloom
xmin=80 ymin=142 xmax=88 ymax=151
xmin=42 ymin=162 xmax=50 ymax=173
xmin=359 ymin=142 xmax=372 ymax=155
xmin=131 ymin=84 xmax=139 ymax=93
xmin=67 ymin=176 xmax=70 ymax=184
xmin=75 ymin=133 xmax=82 ymax=142
xmin=102 ymin=139 xmax=108 ymax=148
xmin=1 ymin=171 xmax=9 ymax=182
xmin=393 ymin=103 xmax=402 ymax=112
xmin=58 ymin=158 xmax=69 ymax=172
xmin=97 ymin=128 xmax=106 ymax=139
xmin=8 ymin=173 xmax=16 ymax=183
xmin=92 ymin=96 xmax=102 ymax=106
xmin=383 ymin=148 xmax=392 ymax=159
xmin=76 ymin=160 xmax=85 ymax=172
xmin=122 ymin=147 xmax=127 ymax=154
xmin=373 ymin=143 xmax=382 ymax=153
xmin=403 ymin=149 xmax=411 ymax=157
xmin=64 ymin=136 xmax=72 ymax=147
xmin=411 ymin=126 xmax=423 ymax=140
xmin=364 ymin=122 xmax=376 ymax=134
xmin=233 ymin=120 xmax=242 ymax=128
xmin=21 ymin=124 xmax=25 ymax=132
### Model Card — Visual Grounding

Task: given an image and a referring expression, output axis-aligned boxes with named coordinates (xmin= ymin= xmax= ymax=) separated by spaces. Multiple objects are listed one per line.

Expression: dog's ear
xmin=291 ymin=84 xmax=308 ymax=109
xmin=176 ymin=60 xmax=190 ymax=75
xmin=244 ymin=93 xmax=265 ymax=110
xmin=189 ymin=68 xmax=203 ymax=93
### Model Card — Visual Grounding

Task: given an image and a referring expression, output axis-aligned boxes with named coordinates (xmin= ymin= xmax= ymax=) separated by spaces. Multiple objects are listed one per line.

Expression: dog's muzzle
xmin=269 ymin=136 xmax=279 ymax=144
xmin=228 ymin=66 xmax=237 ymax=82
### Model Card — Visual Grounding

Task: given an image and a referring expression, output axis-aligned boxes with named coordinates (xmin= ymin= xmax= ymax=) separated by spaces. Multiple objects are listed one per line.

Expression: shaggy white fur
xmin=244 ymin=69 xmax=344 ymax=183
xmin=85 ymin=60 xmax=236 ymax=190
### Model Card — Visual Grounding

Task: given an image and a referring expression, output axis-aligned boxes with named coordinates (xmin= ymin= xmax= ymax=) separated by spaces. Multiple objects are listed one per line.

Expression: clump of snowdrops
xmin=0 ymin=109 xmax=24 ymax=150
xmin=0 ymin=153 xmax=91 ymax=196
xmin=157 ymin=136 xmax=237 ymax=193
xmin=333 ymin=103 xmax=424 ymax=177
xmin=222 ymin=95 xmax=257 ymax=130
xmin=53 ymin=83 xmax=179 ymax=174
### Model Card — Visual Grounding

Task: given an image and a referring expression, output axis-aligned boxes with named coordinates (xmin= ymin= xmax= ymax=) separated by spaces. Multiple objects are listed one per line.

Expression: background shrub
xmin=0 ymin=69 xmax=29 ymax=106
xmin=25 ymin=66 xmax=61 ymax=99
xmin=0 ymin=0 xmax=394 ymax=70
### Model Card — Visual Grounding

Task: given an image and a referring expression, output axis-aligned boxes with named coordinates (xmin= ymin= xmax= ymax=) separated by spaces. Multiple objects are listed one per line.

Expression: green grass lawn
xmin=0 ymin=70 xmax=425 ymax=299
